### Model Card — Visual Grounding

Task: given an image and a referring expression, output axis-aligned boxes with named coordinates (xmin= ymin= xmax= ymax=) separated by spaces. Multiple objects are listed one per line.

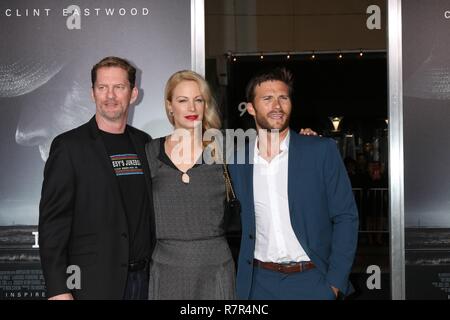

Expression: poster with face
xmin=402 ymin=0 xmax=450 ymax=299
xmin=0 ymin=0 xmax=194 ymax=299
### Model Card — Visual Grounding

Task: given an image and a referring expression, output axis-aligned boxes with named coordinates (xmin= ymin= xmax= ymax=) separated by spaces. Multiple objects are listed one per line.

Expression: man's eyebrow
xmin=96 ymin=82 xmax=128 ymax=86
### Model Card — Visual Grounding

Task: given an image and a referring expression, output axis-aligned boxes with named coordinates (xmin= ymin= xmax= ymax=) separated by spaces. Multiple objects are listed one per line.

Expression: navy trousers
xmin=249 ymin=266 xmax=337 ymax=300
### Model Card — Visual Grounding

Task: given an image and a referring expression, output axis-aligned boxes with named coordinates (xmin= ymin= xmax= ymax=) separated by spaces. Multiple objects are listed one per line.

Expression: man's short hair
xmin=245 ymin=67 xmax=294 ymax=103
xmin=91 ymin=56 xmax=136 ymax=88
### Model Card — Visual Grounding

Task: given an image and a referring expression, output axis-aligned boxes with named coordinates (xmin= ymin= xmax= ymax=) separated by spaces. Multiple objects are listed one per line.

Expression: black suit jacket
xmin=38 ymin=117 xmax=155 ymax=299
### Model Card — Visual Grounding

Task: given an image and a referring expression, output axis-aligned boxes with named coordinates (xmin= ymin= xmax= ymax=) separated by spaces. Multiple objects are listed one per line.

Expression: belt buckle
xmin=129 ymin=258 xmax=148 ymax=271
xmin=277 ymin=262 xmax=292 ymax=273
xmin=128 ymin=261 xmax=139 ymax=271
xmin=282 ymin=261 xmax=298 ymax=273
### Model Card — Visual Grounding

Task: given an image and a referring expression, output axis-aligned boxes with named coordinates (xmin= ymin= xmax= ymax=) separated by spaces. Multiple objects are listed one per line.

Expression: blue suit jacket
xmin=228 ymin=130 xmax=358 ymax=299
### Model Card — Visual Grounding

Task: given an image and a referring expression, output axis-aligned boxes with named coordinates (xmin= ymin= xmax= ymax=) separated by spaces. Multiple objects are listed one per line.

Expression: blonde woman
xmin=145 ymin=70 xmax=235 ymax=299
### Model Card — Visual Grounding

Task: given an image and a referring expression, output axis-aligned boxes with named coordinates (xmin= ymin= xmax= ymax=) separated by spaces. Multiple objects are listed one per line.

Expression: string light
xmin=226 ymin=50 xmax=373 ymax=62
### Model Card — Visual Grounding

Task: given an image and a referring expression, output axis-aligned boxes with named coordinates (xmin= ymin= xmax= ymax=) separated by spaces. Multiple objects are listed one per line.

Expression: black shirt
xmin=100 ymin=129 xmax=151 ymax=263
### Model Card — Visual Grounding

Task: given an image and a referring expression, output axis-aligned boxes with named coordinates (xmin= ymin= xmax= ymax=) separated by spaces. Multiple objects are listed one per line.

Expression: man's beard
xmin=101 ymin=110 xmax=124 ymax=121
xmin=99 ymin=103 xmax=126 ymax=122
xmin=255 ymin=110 xmax=290 ymax=132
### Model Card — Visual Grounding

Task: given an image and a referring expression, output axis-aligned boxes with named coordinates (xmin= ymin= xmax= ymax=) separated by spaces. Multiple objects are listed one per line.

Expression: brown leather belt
xmin=253 ymin=259 xmax=316 ymax=274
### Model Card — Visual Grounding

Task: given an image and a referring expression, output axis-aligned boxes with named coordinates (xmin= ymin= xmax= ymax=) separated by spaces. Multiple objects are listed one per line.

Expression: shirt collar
xmin=254 ymin=129 xmax=290 ymax=159
xmin=280 ymin=130 xmax=290 ymax=152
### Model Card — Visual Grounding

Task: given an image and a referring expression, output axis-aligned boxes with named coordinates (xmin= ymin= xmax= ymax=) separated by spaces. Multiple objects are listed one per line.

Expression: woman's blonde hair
xmin=164 ymin=70 xmax=222 ymax=133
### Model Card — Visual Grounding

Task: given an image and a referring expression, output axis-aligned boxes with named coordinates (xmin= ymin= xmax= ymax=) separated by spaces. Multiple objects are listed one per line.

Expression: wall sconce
xmin=329 ymin=116 xmax=343 ymax=132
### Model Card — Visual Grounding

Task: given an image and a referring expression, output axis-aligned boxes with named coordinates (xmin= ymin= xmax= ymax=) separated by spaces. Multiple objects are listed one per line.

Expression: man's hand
xmin=331 ymin=286 xmax=339 ymax=299
xmin=48 ymin=293 xmax=74 ymax=300
xmin=299 ymin=128 xmax=318 ymax=136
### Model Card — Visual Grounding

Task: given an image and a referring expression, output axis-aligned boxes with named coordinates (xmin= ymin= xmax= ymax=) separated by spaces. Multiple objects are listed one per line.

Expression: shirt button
xmin=249 ymin=234 xmax=254 ymax=240
xmin=121 ymin=232 xmax=128 ymax=239
xmin=247 ymin=259 xmax=252 ymax=265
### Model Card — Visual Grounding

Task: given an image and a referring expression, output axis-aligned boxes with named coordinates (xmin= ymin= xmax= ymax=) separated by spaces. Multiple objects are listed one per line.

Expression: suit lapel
xmin=128 ymin=128 xmax=155 ymax=247
xmin=287 ymin=131 xmax=308 ymax=246
xmin=127 ymin=127 xmax=152 ymax=202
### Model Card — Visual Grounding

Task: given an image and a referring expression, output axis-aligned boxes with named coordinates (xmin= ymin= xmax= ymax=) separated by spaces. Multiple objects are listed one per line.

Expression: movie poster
xmin=403 ymin=0 xmax=450 ymax=299
xmin=0 ymin=0 xmax=194 ymax=299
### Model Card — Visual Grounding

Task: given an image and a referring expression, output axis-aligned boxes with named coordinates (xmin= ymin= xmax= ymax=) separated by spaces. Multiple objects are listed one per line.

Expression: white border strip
xmin=191 ymin=0 xmax=205 ymax=75
xmin=388 ymin=0 xmax=405 ymax=300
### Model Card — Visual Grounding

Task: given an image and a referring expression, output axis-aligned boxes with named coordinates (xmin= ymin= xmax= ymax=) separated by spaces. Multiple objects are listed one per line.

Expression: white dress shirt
xmin=253 ymin=131 xmax=310 ymax=263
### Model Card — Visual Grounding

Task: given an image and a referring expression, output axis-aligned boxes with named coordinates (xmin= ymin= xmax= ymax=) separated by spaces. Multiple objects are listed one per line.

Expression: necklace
xmin=181 ymin=172 xmax=190 ymax=184
xmin=165 ymin=135 xmax=199 ymax=184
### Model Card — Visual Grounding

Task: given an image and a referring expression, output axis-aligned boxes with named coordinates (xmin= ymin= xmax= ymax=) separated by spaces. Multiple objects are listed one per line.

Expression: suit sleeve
xmin=145 ymin=132 xmax=152 ymax=143
xmin=38 ymin=136 xmax=75 ymax=298
xmin=323 ymin=139 xmax=359 ymax=295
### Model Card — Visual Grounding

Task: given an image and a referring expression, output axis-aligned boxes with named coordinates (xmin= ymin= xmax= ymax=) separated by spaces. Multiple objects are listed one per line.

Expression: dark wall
xmin=226 ymin=53 xmax=388 ymax=143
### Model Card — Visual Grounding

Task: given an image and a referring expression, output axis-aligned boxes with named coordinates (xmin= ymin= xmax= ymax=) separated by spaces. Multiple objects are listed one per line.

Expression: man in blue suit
xmin=228 ymin=68 xmax=358 ymax=300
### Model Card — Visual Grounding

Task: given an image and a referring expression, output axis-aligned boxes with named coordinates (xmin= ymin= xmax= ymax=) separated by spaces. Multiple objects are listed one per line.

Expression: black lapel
xmin=127 ymin=126 xmax=153 ymax=202
xmin=127 ymin=126 xmax=156 ymax=247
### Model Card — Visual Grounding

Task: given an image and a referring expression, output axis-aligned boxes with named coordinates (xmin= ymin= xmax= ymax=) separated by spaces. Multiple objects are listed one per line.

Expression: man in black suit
xmin=38 ymin=56 xmax=154 ymax=300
